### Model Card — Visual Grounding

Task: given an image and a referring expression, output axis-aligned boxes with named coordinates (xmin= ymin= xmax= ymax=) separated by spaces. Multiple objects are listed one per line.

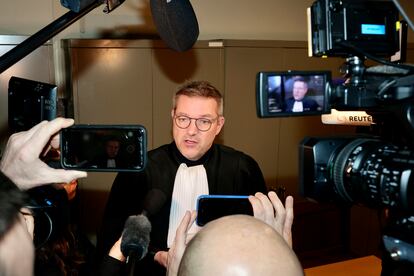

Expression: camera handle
xmin=340 ymin=56 xmax=367 ymax=87
xmin=332 ymin=56 xmax=379 ymax=108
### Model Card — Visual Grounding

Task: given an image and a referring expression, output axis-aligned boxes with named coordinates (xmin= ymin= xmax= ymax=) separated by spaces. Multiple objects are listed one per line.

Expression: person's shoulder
xmin=285 ymin=97 xmax=295 ymax=104
xmin=213 ymin=144 xmax=263 ymax=177
xmin=215 ymin=143 xmax=240 ymax=154
xmin=112 ymin=144 xmax=172 ymax=179
xmin=214 ymin=144 xmax=256 ymax=162
xmin=148 ymin=143 xmax=170 ymax=158
xmin=146 ymin=143 xmax=177 ymax=169
xmin=304 ymin=96 xmax=318 ymax=103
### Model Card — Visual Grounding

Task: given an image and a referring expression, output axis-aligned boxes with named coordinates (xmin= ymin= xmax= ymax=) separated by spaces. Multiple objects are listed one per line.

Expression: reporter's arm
xmin=108 ymin=236 xmax=126 ymax=262
xmin=96 ymin=237 xmax=126 ymax=276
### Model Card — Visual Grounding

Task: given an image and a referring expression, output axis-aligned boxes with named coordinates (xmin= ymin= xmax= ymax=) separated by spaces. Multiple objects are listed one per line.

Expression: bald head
xmin=178 ymin=215 xmax=303 ymax=276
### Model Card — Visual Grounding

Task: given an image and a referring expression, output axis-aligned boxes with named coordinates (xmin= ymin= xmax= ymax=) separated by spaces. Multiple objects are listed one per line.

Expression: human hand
xmin=154 ymin=211 xmax=197 ymax=276
xmin=0 ymin=118 xmax=87 ymax=190
xmin=108 ymin=236 xmax=126 ymax=262
xmin=154 ymin=250 xmax=168 ymax=267
xmin=167 ymin=210 xmax=197 ymax=276
xmin=249 ymin=191 xmax=294 ymax=247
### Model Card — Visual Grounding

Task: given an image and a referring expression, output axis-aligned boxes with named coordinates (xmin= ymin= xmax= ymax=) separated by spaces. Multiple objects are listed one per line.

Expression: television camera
xmin=257 ymin=0 xmax=414 ymax=272
xmin=304 ymin=0 xmax=414 ymax=271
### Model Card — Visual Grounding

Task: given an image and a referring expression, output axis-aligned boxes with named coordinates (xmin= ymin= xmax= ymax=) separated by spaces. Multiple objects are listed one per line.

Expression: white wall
xmin=1 ymin=0 xmax=413 ymax=42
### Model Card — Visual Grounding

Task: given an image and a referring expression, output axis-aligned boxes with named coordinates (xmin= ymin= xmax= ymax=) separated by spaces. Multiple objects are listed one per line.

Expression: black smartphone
xmin=60 ymin=124 xmax=147 ymax=172
xmin=196 ymin=195 xmax=253 ymax=226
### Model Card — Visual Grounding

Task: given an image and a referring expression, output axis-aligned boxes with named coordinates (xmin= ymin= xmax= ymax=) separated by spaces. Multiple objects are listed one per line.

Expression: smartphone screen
xmin=196 ymin=195 xmax=253 ymax=226
xmin=60 ymin=124 xmax=147 ymax=172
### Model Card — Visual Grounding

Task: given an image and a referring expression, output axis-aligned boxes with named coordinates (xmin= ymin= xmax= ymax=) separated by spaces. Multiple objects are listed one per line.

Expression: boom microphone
xmin=150 ymin=0 xmax=199 ymax=52
xmin=120 ymin=214 xmax=152 ymax=261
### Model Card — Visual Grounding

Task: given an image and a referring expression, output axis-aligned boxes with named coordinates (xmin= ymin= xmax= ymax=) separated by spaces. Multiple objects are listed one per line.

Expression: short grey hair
xmin=172 ymin=80 xmax=224 ymax=115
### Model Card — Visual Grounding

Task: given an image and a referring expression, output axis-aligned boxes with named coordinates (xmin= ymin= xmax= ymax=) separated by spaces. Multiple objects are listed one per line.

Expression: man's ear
xmin=215 ymin=116 xmax=225 ymax=135
xmin=171 ymin=109 xmax=175 ymax=118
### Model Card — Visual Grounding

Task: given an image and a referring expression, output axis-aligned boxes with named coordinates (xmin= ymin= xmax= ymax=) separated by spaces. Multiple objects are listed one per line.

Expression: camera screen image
xmin=256 ymin=71 xmax=331 ymax=118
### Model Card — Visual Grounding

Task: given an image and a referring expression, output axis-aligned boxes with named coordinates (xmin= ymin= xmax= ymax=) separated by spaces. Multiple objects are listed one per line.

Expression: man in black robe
xmin=96 ymin=81 xmax=281 ymax=275
xmin=285 ymin=77 xmax=320 ymax=112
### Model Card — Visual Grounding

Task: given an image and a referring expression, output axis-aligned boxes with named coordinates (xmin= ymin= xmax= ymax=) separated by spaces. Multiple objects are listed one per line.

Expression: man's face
xmin=106 ymin=140 xmax=120 ymax=158
xmin=172 ymin=95 xmax=225 ymax=161
xmin=292 ymin=81 xmax=308 ymax=101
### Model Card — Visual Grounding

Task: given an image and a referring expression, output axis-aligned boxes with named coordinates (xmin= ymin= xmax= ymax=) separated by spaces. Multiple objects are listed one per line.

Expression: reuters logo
xmin=322 ymin=110 xmax=374 ymax=126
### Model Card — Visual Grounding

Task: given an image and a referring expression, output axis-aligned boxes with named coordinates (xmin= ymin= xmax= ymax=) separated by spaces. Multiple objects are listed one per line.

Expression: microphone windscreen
xmin=143 ymin=188 xmax=167 ymax=217
xmin=150 ymin=0 xmax=199 ymax=52
xmin=120 ymin=214 xmax=152 ymax=260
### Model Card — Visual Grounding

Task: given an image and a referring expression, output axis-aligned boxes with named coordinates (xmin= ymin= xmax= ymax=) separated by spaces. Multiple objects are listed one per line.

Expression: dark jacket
xmin=96 ymin=142 xmax=267 ymax=275
xmin=285 ymin=97 xmax=320 ymax=112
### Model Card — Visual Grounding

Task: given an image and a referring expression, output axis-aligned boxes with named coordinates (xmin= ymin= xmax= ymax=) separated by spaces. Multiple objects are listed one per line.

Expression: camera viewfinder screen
xmin=256 ymin=71 xmax=330 ymax=118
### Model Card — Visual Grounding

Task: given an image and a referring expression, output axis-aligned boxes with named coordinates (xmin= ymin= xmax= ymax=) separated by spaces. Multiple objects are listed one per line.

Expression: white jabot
xmin=107 ymin=159 xmax=116 ymax=168
xmin=292 ymin=101 xmax=304 ymax=112
xmin=167 ymin=163 xmax=209 ymax=248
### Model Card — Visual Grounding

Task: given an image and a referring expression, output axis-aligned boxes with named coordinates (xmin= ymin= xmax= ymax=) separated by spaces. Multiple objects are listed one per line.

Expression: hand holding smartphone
xmin=196 ymin=195 xmax=253 ymax=226
xmin=60 ymin=124 xmax=147 ymax=172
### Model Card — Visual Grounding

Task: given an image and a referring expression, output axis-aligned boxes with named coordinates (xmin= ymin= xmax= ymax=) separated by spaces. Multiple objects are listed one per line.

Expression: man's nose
xmin=187 ymin=119 xmax=199 ymax=134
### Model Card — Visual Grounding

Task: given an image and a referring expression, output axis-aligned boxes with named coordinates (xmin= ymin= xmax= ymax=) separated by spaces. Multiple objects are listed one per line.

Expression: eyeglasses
xmin=174 ymin=115 xmax=218 ymax=132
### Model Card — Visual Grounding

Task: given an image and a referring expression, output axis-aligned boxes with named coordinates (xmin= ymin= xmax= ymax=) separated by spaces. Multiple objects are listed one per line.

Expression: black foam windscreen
xmin=120 ymin=215 xmax=152 ymax=260
xmin=150 ymin=0 xmax=199 ymax=52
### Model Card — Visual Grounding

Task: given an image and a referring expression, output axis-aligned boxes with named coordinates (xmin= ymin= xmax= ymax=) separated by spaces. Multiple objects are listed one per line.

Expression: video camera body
xmin=309 ymin=0 xmax=414 ymax=117
xmin=295 ymin=0 xmax=414 ymax=267
xmin=255 ymin=0 xmax=414 ymax=269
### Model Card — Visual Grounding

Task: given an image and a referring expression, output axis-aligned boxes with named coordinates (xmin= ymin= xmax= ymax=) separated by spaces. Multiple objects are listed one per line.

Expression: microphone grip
xmin=126 ymin=251 xmax=138 ymax=276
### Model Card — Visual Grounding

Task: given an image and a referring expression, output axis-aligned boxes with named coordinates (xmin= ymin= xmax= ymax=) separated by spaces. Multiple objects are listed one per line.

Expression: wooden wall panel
xmin=223 ymin=46 xmax=283 ymax=191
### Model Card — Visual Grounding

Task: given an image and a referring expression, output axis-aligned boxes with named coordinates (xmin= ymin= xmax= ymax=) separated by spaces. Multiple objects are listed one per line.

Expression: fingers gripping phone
xmin=60 ymin=124 xmax=147 ymax=172
xmin=196 ymin=195 xmax=253 ymax=226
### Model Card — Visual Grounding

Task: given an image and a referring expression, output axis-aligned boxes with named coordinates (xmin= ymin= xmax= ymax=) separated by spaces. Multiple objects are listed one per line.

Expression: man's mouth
xmin=184 ymin=139 xmax=197 ymax=145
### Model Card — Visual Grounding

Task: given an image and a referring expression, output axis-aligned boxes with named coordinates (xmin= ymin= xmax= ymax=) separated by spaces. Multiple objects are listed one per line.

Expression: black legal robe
xmin=96 ymin=142 xmax=267 ymax=275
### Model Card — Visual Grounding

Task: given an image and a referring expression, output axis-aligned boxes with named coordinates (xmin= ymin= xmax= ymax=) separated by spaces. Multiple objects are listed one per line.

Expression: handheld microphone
xmin=120 ymin=214 xmax=152 ymax=262
xmin=150 ymin=0 xmax=199 ymax=52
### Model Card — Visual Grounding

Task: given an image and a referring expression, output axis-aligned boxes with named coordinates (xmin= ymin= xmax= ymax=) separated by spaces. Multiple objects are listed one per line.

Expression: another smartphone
xmin=60 ymin=124 xmax=147 ymax=172
xmin=196 ymin=195 xmax=253 ymax=226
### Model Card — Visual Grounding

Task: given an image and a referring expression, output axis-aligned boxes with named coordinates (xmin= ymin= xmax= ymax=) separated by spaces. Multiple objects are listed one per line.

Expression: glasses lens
xmin=196 ymin=118 xmax=212 ymax=131
xmin=175 ymin=116 xmax=190 ymax=129
xmin=175 ymin=116 xmax=214 ymax=131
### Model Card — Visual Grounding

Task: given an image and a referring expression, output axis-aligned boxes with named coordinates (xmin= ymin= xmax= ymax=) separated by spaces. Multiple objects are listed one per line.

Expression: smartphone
xmin=196 ymin=195 xmax=253 ymax=226
xmin=60 ymin=124 xmax=147 ymax=172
